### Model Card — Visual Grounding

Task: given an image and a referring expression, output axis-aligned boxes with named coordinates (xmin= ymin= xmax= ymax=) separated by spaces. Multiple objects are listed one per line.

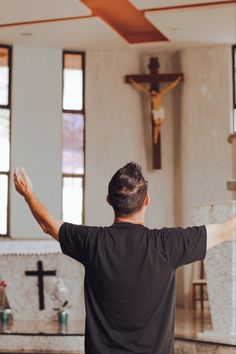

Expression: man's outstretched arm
xmin=206 ymin=214 xmax=236 ymax=249
xmin=14 ymin=168 xmax=63 ymax=241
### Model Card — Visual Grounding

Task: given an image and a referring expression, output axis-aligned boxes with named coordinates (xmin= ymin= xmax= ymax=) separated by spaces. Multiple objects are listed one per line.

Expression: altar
xmin=0 ymin=239 xmax=85 ymax=353
xmin=0 ymin=239 xmax=85 ymax=322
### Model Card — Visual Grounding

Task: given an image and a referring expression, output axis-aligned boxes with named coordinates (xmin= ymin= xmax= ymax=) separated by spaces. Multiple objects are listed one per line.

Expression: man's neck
xmin=114 ymin=214 xmax=145 ymax=225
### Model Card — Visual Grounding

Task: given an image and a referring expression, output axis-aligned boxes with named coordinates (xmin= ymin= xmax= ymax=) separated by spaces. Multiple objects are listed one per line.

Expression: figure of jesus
xmin=129 ymin=76 xmax=182 ymax=144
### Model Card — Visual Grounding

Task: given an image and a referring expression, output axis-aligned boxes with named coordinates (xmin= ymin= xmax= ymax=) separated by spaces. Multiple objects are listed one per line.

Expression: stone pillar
xmin=193 ymin=201 xmax=236 ymax=343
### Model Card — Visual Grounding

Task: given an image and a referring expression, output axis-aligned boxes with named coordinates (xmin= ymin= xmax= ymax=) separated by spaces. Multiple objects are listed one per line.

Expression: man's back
xmin=59 ymin=221 xmax=206 ymax=354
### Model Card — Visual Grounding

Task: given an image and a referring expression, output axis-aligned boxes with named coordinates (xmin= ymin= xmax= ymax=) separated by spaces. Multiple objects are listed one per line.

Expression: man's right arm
xmin=24 ymin=192 xmax=63 ymax=241
xmin=206 ymin=215 xmax=236 ymax=249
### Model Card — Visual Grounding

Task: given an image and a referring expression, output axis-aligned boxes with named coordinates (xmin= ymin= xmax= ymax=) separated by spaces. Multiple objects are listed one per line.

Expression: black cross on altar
xmin=125 ymin=57 xmax=183 ymax=169
xmin=25 ymin=260 xmax=56 ymax=310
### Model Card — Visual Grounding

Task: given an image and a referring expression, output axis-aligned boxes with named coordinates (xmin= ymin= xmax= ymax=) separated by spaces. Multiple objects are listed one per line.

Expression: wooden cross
xmin=125 ymin=57 xmax=183 ymax=169
xmin=25 ymin=260 xmax=56 ymax=311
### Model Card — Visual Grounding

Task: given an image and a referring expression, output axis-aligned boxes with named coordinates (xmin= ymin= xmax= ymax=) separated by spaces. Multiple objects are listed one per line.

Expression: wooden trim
xmin=0 ymin=171 xmax=10 ymax=176
xmin=124 ymin=32 xmax=167 ymax=44
xmin=0 ymin=15 xmax=94 ymax=29
xmin=0 ymin=104 xmax=10 ymax=109
xmin=62 ymin=173 xmax=84 ymax=178
xmin=63 ymin=109 xmax=85 ymax=114
xmin=142 ymin=0 xmax=236 ymax=13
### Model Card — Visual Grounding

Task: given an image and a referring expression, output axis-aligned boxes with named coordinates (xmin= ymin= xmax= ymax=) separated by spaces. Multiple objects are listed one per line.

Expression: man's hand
xmin=13 ymin=167 xmax=63 ymax=240
xmin=14 ymin=168 xmax=33 ymax=199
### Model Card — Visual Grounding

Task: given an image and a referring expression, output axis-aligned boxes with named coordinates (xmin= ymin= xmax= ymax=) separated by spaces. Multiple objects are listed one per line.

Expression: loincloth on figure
xmin=152 ymin=107 xmax=165 ymax=124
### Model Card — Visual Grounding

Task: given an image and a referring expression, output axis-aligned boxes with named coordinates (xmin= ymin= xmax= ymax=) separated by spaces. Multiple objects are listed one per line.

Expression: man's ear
xmin=144 ymin=194 xmax=150 ymax=207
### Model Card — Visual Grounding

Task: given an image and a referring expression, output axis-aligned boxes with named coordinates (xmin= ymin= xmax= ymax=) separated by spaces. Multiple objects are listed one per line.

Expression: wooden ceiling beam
xmin=81 ymin=0 xmax=168 ymax=43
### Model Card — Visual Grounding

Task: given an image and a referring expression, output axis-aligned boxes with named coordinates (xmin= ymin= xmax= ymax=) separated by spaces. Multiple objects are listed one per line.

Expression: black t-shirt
xmin=59 ymin=221 xmax=206 ymax=354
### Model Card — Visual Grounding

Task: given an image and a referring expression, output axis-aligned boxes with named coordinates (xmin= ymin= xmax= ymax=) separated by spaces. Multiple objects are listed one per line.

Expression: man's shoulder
xmin=60 ymin=222 xmax=104 ymax=235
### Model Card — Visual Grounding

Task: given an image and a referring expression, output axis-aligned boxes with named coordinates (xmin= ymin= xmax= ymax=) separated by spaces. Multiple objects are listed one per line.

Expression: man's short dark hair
xmin=108 ymin=162 xmax=148 ymax=216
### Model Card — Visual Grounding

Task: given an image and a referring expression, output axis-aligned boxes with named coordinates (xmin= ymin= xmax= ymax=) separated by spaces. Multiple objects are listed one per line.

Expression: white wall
xmin=10 ymin=46 xmax=62 ymax=238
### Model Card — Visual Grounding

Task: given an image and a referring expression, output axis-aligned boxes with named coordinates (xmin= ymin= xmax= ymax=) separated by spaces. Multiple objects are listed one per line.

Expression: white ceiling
xmin=0 ymin=17 xmax=128 ymax=51
xmin=146 ymin=3 xmax=236 ymax=45
xmin=0 ymin=0 xmax=91 ymax=24
xmin=129 ymin=0 xmax=226 ymax=10
xmin=0 ymin=0 xmax=235 ymax=52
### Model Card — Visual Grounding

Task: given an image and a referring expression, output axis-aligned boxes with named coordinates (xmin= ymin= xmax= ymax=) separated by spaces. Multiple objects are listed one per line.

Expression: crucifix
xmin=125 ymin=57 xmax=183 ymax=169
xmin=25 ymin=260 xmax=56 ymax=311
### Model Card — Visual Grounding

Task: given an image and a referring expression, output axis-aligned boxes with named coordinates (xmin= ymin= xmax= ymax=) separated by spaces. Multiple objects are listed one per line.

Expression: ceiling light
xmin=20 ymin=32 xmax=33 ymax=37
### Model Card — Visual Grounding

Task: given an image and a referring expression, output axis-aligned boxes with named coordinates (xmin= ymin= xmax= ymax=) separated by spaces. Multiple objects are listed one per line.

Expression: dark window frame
xmin=0 ymin=44 xmax=12 ymax=237
xmin=232 ymin=45 xmax=236 ymax=132
xmin=62 ymin=51 xmax=86 ymax=225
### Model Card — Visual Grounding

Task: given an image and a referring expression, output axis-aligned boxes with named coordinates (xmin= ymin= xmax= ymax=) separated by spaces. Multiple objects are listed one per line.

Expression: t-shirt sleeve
xmin=160 ymin=225 xmax=207 ymax=269
xmin=59 ymin=222 xmax=89 ymax=265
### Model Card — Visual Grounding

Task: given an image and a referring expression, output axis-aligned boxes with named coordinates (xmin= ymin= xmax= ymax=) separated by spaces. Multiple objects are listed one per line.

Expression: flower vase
xmin=58 ymin=310 xmax=69 ymax=324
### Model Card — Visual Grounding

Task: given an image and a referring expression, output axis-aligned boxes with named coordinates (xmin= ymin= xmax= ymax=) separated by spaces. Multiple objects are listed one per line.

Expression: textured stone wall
xmin=173 ymin=45 xmax=233 ymax=307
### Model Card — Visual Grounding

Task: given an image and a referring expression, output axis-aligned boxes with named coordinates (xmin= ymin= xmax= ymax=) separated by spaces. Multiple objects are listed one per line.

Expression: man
xmin=14 ymin=163 xmax=235 ymax=354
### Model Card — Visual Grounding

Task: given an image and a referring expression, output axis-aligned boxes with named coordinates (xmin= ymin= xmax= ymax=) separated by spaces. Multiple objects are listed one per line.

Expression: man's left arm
xmin=206 ymin=215 xmax=236 ymax=249
xmin=14 ymin=168 xmax=63 ymax=241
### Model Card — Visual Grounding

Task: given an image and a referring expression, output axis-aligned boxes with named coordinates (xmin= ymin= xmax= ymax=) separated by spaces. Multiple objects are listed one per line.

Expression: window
xmin=0 ymin=45 xmax=11 ymax=236
xmin=233 ymin=45 xmax=236 ymax=132
xmin=62 ymin=52 xmax=85 ymax=224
